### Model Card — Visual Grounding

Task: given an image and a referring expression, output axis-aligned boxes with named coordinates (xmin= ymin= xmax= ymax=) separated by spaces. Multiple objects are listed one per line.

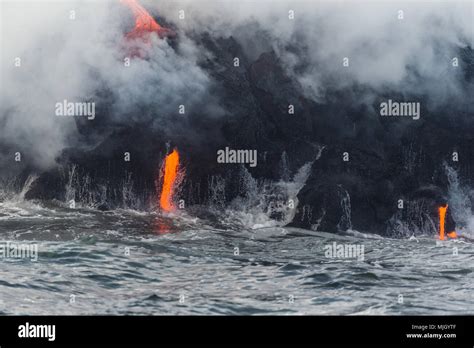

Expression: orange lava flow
xmin=120 ymin=0 xmax=168 ymax=40
xmin=159 ymin=149 xmax=180 ymax=212
xmin=438 ymin=204 xmax=458 ymax=240
xmin=439 ymin=205 xmax=447 ymax=240
xmin=447 ymin=231 xmax=458 ymax=239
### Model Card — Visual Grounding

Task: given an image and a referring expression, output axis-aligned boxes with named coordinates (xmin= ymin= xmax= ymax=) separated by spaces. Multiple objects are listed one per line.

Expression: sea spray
xmin=223 ymin=162 xmax=312 ymax=229
xmin=444 ymin=162 xmax=474 ymax=235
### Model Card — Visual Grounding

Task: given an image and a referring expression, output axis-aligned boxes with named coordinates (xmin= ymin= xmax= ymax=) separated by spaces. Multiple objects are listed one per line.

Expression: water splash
xmin=207 ymin=175 xmax=226 ymax=208
xmin=223 ymin=162 xmax=312 ymax=229
xmin=121 ymin=172 xmax=140 ymax=210
xmin=19 ymin=175 xmax=38 ymax=201
xmin=444 ymin=162 xmax=474 ymax=235
xmin=279 ymin=151 xmax=290 ymax=182
xmin=336 ymin=185 xmax=352 ymax=232
xmin=0 ymin=174 xmax=38 ymax=203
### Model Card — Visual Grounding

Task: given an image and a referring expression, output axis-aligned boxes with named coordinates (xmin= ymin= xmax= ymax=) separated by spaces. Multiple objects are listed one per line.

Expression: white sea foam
xmin=444 ymin=163 xmax=474 ymax=237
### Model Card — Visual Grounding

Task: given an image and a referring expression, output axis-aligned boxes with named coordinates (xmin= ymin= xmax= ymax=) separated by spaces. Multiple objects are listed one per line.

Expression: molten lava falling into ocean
xmin=438 ymin=205 xmax=447 ymax=240
xmin=159 ymin=149 xmax=180 ymax=212
xmin=120 ymin=0 xmax=173 ymax=41
xmin=438 ymin=204 xmax=457 ymax=240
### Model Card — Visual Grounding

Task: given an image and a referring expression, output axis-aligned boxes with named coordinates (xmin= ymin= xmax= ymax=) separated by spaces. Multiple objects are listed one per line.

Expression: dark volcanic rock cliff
xmin=23 ymin=34 xmax=474 ymax=236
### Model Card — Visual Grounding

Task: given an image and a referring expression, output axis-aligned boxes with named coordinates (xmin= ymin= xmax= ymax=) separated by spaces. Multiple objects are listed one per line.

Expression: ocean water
xmin=0 ymin=200 xmax=473 ymax=315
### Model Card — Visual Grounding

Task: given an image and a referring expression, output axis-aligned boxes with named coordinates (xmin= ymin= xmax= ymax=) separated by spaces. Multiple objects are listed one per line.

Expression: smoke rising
xmin=0 ymin=0 xmax=212 ymax=170
xmin=156 ymin=0 xmax=472 ymax=104
xmin=1 ymin=0 xmax=473 ymax=171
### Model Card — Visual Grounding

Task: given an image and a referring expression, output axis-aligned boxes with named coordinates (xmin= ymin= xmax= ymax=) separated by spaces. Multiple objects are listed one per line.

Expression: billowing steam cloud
xmin=1 ymin=0 xmax=472 ymax=170
xmin=0 ymin=0 xmax=211 ymax=170
xmin=155 ymin=0 xmax=472 ymax=105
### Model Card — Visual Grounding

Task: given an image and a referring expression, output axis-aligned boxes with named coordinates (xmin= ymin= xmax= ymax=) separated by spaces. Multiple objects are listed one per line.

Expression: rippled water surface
xmin=0 ymin=201 xmax=473 ymax=315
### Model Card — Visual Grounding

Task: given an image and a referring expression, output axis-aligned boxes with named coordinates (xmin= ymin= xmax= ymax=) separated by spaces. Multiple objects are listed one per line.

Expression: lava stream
xmin=438 ymin=204 xmax=457 ymax=240
xmin=121 ymin=0 xmax=173 ymax=40
xmin=159 ymin=149 xmax=180 ymax=212
xmin=438 ymin=205 xmax=447 ymax=240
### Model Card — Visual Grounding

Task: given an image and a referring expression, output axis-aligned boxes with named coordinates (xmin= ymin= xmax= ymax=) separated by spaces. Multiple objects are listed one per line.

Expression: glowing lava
xmin=438 ymin=204 xmax=457 ymax=240
xmin=438 ymin=205 xmax=447 ymax=240
xmin=447 ymin=231 xmax=458 ymax=239
xmin=121 ymin=0 xmax=173 ymax=41
xmin=159 ymin=149 xmax=180 ymax=212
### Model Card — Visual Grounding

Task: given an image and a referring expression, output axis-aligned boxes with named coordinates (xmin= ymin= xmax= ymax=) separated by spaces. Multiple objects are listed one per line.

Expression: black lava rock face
xmin=22 ymin=34 xmax=474 ymax=236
